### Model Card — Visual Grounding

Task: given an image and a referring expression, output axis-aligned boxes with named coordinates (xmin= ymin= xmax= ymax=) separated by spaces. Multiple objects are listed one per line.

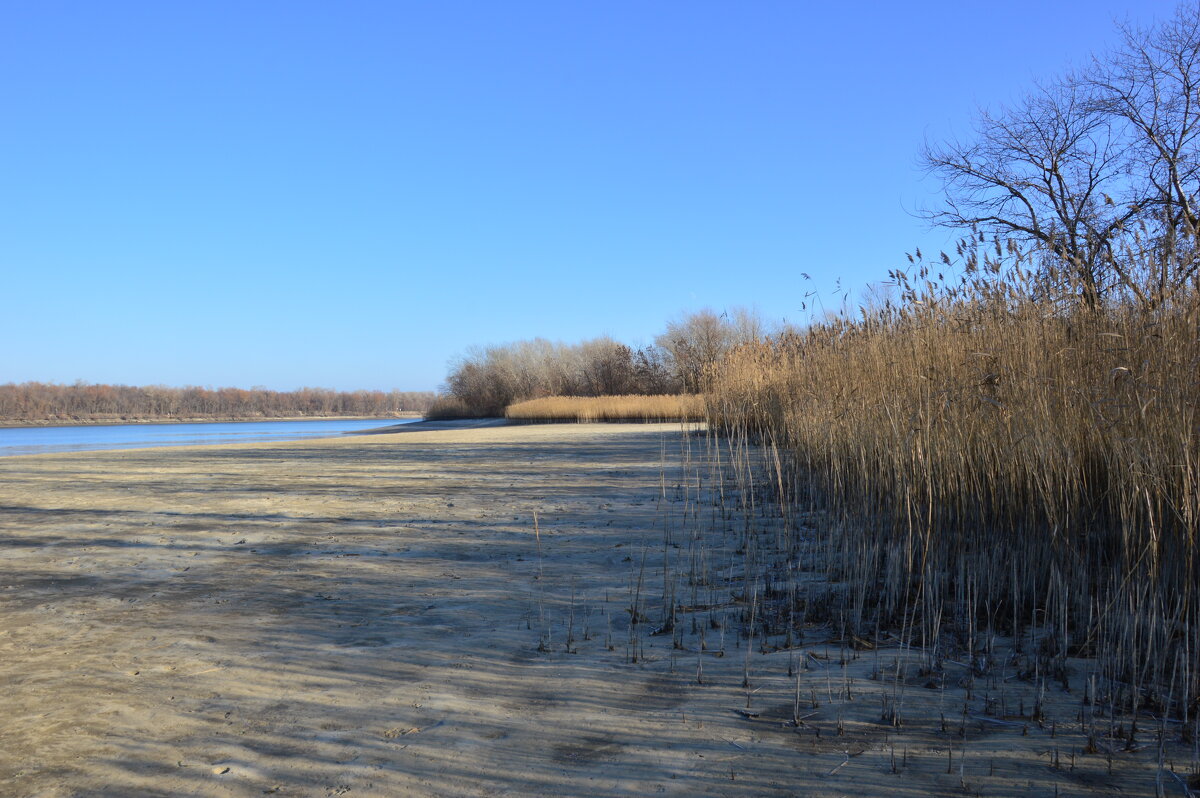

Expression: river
xmin=0 ymin=418 xmax=418 ymax=457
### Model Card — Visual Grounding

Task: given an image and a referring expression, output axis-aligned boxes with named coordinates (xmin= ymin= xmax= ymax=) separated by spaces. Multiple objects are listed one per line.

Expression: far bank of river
xmin=0 ymin=417 xmax=420 ymax=457
xmin=0 ymin=412 xmax=424 ymax=428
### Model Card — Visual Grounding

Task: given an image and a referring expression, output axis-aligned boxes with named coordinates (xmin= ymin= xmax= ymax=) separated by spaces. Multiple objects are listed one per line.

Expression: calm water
xmin=0 ymin=418 xmax=419 ymax=457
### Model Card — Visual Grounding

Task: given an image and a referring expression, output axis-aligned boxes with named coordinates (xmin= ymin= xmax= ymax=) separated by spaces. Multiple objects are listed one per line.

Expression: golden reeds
xmin=706 ymin=266 xmax=1200 ymax=718
xmin=424 ymin=396 xmax=477 ymax=420
xmin=505 ymin=394 xmax=705 ymax=423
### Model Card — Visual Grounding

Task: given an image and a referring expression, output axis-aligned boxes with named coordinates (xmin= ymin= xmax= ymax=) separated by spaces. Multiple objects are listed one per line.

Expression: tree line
xmin=0 ymin=382 xmax=435 ymax=423
xmin=434 ymin=308 xmax=767 ymax=417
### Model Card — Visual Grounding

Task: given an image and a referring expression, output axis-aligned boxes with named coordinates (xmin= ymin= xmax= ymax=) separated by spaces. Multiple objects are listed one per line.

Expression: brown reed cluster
xmin=706 ymin=244 xmax=1200 ymax=722
xmin=506 ymin=394 xmax=705 ymax=423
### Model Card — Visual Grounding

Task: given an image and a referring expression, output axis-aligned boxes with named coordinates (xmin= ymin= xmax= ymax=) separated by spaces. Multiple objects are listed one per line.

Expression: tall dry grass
xmin=707 ymin=253 xmax=1200 ymax=721
xmin=506 ymin=394 xmax=705 ymax=422
xmin=424 ymin=396 xmax=478 ymax=420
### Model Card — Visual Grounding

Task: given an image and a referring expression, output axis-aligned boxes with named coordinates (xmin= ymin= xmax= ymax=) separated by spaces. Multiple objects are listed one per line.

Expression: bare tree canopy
xmin=655 ymin=308 xmax=766 ymax=393
xmin=922 ymin=3 xmax=1200 ymax=307
xmin=440 ymin=308 xmax=770 ymax=415
xmin=442 ymin=337 xmax=680 ymax=416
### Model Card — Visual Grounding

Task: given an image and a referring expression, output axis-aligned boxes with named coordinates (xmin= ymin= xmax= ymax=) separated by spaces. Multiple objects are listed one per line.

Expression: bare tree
xmin=631 ymin=346 xmax=678 ymax=394
xmin=1089 ymin=4 xmax=1200 ymax=303
xmin=921 ymin=4 xmax=1200 ymax=307
xmin=655 ymin=308 xmax=766 ymax=392
xmin=921 ymin=79 xmax=1136 ymax=305
xmin=654 ymin=310 xmax=724 ymax=392
xmin=729 ymin=307 xmax=768 ymax=347
xmin=577 ymin=337 xmax=637 ymax=395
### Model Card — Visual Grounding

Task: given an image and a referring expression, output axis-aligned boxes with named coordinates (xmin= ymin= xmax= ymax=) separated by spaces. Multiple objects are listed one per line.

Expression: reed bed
xmin=424 ymin=395 xmax=478 ymax=420
xmin=505 ymin=394 xmax=705 ymax=423
xmin=704 ymin=262 xmax=1200 ymax=730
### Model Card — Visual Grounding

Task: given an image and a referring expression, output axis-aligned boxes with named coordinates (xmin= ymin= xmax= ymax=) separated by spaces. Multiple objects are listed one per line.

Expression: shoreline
xmin=351 ymin=417 xmax=509 ymax=434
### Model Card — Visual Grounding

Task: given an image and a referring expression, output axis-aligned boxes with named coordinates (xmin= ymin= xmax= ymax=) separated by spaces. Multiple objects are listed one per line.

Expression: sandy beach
xmin=0 ymin=423 xmax=1177 ymax=796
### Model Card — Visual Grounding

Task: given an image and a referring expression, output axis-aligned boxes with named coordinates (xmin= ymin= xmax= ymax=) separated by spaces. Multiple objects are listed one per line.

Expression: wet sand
xmin=0 ymin=423 xmax=1177 ymax=796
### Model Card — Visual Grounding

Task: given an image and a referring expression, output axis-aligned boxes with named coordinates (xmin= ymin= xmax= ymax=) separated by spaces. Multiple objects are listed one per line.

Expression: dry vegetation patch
xmin=506 ymin=394 xmax=705 ymax=422
xmin=707 ymin=286 xmax=1200 ymax=755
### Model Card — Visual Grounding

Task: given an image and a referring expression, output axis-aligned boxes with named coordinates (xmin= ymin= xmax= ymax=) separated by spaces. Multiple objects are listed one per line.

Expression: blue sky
xmin=1 ymin=1 xmax=1181 ymax=391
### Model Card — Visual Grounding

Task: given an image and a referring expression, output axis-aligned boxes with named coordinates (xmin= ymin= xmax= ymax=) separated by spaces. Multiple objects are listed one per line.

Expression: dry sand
xmin=0 ymin=423 xmax=1184 ymax=796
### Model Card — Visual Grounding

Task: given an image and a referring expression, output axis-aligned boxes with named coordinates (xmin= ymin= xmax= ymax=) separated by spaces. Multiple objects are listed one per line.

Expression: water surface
xmin=0 ymin=418 xmax=417 ymax=457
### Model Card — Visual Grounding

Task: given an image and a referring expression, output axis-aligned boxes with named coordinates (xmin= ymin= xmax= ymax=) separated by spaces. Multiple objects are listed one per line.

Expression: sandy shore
xmin=0 ymin=423 xmax=1178 ymax=796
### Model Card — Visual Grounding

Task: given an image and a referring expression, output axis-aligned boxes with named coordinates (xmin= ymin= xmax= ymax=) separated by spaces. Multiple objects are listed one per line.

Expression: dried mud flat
xmin=0 ymin=423 xmax=1181 ymax=797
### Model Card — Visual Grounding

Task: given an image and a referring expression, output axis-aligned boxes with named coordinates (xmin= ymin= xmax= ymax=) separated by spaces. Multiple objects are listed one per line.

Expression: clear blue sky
xmin=1 ymin=1 xmax=1181 ymax=391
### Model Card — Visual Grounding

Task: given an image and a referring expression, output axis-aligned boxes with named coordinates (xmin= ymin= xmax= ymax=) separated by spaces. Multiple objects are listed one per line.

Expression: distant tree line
xmin=434 ymin=308 xmax=768 ymax=417
xmin=0 ymin=382 xmax=435 ymax=423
